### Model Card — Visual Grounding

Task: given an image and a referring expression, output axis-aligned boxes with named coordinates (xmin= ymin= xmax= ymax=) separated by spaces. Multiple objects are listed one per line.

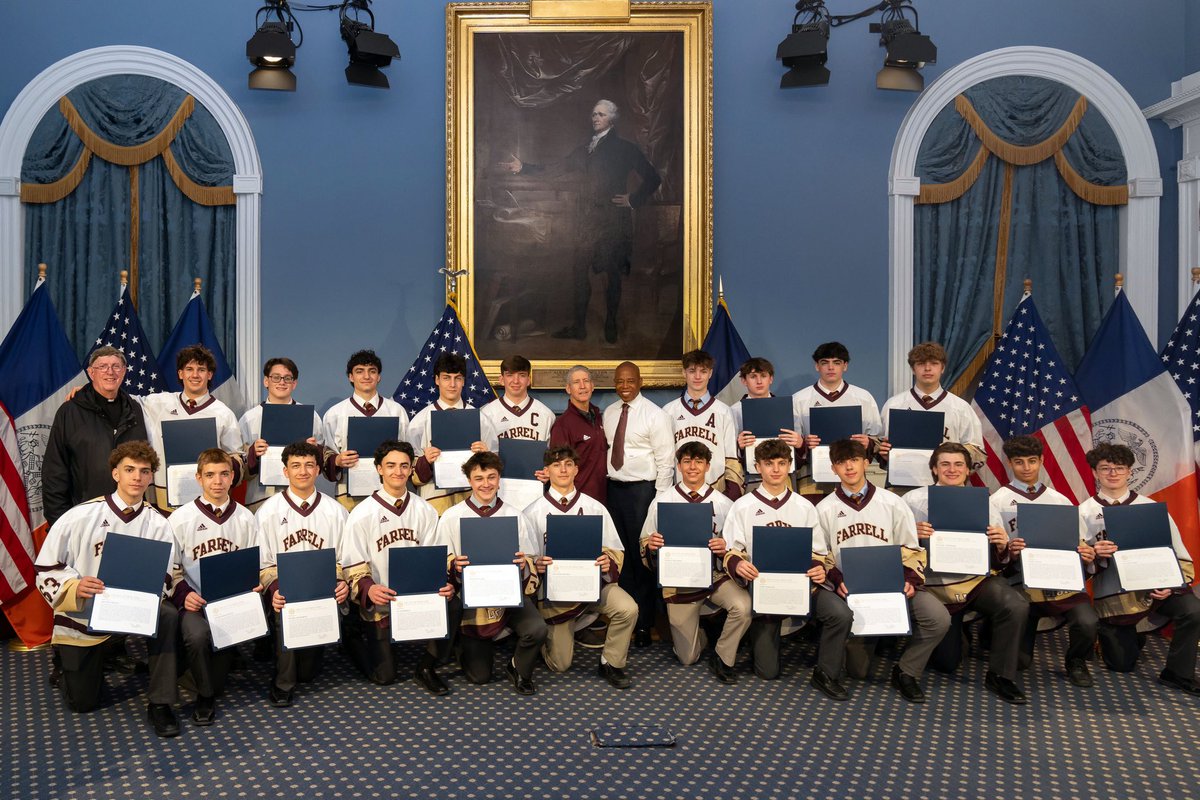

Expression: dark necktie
xmin=363 ymin=401 xmax=375 ymax=416
xmin=611 ymin=403 xmax=629 ymax=471
xmin=690 ymin=398 xmax=701 ymax=410
xmin=187 ymin=399 xmax=197 ymax=410
xmin=688 ymin=491 xmax=700 ymax=501
xmin=921 ymin=395 xmax=933 ymax=406
xmin=560 ymin=496 xmax=569 ymax=508
xmin=1027 ymin=485 xmax=1037 ymax=494
xmin=300 ymin=500 xmax=310 ymax=512
xmin=122 ymin=506 xmax=136 ymax=518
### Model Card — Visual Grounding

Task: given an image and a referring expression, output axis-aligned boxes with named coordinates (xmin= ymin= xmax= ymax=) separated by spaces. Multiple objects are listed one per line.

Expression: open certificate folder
xmin=808 ymin=406 xmax=862 ymax=483
xmin=201 ymin=547 xmax=268 ymax=650
xmin=89 ymin=533 xmax=173 ymax=638
xmin=346 ymin=416 xmax=402 ymax=496
xmin=388 ymin=546 xmax=449 ymax=642
xmin=656 ymin=503 xmax=713 ymax=589
xmin=751 ymin=526 xmax=812 ymax=616
xmin=886 ymin=409 xmax=943 ymax=487
xmin=1016 ymin=503 xmax=1085 ymax=592
xmin=841 ymin=545 xmax=911 ymax=636
xmin=1105 ymin=504 xmax=1187 ymax=592
xmin=432 ymin=409 xmax=481 ymax=491
xmin=278 ymin=549 xmax=340 ymax=650
xmin=927 ymin=485 xmax=990 ymax=575
xmin=163 ymin=417 xmax=218 ymax=506
xmin=545 ymin=515 xmax=603 ymax=604
xmin=498 ymin=439 xmax=548 ymax=511
xmin=259 ymin=404 xmax=316 ymax=487
xmin=460 ymin=517 xmax=522 ymax=608
xmin=740 ymin=397 xmax=795 ymax=476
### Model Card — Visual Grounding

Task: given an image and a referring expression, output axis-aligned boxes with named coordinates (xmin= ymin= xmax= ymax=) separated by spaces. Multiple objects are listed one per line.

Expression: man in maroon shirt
xmin=549 ymin=365 xmax=609 ymax=503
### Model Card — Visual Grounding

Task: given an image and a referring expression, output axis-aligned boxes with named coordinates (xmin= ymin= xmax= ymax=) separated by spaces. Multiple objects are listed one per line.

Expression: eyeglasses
xmin=1096 ymin=465 xmax=1130 ymax=475
xmin=90 ymin=363 xmax=125 ymax=373
xmin=267 ymin=375 xmax=296 ymax=384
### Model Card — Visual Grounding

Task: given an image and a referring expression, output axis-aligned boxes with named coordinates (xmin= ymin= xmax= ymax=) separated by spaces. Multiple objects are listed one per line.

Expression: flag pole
xmin=1192 ymin=266 xmax=1200 ymax=286
xmin=1114 ymin=272 xmax=1124 ymax=296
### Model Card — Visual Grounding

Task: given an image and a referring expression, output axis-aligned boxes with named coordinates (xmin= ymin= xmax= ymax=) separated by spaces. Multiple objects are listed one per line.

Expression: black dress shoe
xmin=191 ymin=695 xmax=216 ymax=726
xmin=599 ymin=661 xmax=631 ymax=689
xmin=268 ymin=684 xmax=293 ymax=708
xmin=552 ymin=326 xmax=586 ymax=340
xmin=811 ymin=666 xmax=848 ymax=701
xmin=1159 ymin=669 xmax=1200 ymax=695
xmin=504 ymin=659 xmax=536 ymax=696
xmin=1066 ymin=660 xmax=1094 ymax=688
xmin=708 ymin=654 xmax=738 ymax=685
xmin=891 ymin=666 xmax=926 ymax=704
xmin=633 ymin=629 xmax=653 ymax=648
xmin=147 ymin=703 xmax=180 ymax=738
xmin=985 ymin=671 xmax=1028 ymax=705
xmin=414 ymin=666 xmax=450 ymax=696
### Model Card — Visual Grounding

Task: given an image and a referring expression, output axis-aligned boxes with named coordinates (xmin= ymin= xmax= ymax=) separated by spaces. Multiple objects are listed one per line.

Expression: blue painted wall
xmin=0 ymin=0 xmax=1188 ymax=415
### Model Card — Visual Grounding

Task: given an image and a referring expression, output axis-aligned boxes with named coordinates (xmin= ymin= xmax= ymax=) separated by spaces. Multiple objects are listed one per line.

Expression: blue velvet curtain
xmin=21 ymin=74 xmax=236 ymax=366
xmin=914 ymin=75 xmax=1125 ymax=389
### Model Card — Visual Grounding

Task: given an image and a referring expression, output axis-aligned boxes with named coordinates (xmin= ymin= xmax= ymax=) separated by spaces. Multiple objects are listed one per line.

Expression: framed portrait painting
xmin=446 ymin=2 xmax=713 ymax=387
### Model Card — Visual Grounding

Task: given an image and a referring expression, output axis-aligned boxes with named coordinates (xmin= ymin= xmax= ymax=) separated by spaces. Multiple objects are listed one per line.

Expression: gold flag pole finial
xmin=1114 ymin=272 xmax=1124 ymax=293
xmin=120 ymin=270 xmax=128 ymax=287
xmin=1191 ymin=266 xmax=1200 ymax=285
xmin=193 ymin=277 xmax=202 ymax=294
xmin=1023 ymin=278 xmax=1032 ymax=296
xmin=37 ymin=262 xmax=47 ymax=280
xmin=718 ymin=275 xmax=724 ymax=303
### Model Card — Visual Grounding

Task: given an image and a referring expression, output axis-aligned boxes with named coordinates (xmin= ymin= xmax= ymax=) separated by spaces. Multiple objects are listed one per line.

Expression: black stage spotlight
xmin=777 ymin=1 xmax=831 ymax=88
xmin=874 ymin=2 xmax=936 ymax=92
xmin=340 ymin=1 xmax=400 ymax=89
xmin=247 ymin=1 xmax=301 ymax=91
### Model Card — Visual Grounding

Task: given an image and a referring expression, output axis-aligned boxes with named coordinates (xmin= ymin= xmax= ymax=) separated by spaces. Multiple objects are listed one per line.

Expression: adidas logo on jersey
xmin=170 ymin=409 xmax=179 ymax=415
xmin=677 ymin=415 xmax=685 ymax=420
xmin=100 ymin=519 xmax=110 ymax=527
xmin=501 ymin=417 xmax=509 ymax=422
xmin=755 ymin=509 xmax=765 ymax=516
xmin=280 ymin=517 xmax=288 ymax=524
xmin=198 ymin=523 xmax=208 ymax=531
xmin=381 ymin=516 xmax=389 ymax=523
xmin=583 ymin=435 xmax=592 ymax=441
xmin=837 ymin=510 xmax=846 ymax=518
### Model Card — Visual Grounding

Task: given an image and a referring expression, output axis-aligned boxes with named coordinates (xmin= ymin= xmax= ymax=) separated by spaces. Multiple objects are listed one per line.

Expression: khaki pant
xmin=544 ymin=583 xmax=637 ymax=671
xmin=666 ymin=580 xmax=752 ymax=667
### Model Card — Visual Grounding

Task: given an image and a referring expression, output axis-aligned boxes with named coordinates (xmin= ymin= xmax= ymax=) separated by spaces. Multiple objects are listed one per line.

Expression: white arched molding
xmin=887 ymin=46 xmax=1161 ymax=394
xmin=0 ymin=46 xmax=262 ymax=412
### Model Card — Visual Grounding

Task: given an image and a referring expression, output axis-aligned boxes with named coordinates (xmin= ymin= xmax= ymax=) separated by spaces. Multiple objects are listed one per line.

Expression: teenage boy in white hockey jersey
xmin=880 ymin=342 xmax=983 ymax=467
xmin=35 ymin=441 xmax=183 ymax=737
xmin=730 ymin=357 xmax=803 ymax=495
xmin=240 ymin=357 xmax=323 ymax=510
xmin=794 ymin=342 xmax=885 ymax=487
xmin=256 ymin=442 xmax=350 ymax=707
xmin=341 ymin=440 xmax=456 ymax=694
xmin=169 ymin=448 xmax=261 ymax=725
xmin=662 ymin=349 xmax=743 ymax=500
xmin=479 ymin=355 xmax=553 ymax=447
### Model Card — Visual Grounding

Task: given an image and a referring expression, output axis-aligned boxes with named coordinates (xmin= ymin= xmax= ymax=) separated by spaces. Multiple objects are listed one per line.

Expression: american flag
xmin=1160 ymin=284 xmax=1200 ymax=463
xmin=88 ymin=283 xmax=167 ymax=395
xmin=392 ymin=304 xmax=497 ymax=417
xmin=970 ymin=294 xmax=1095 ymax=502
xmin=0 ymin=401 xmax=34 ymax=603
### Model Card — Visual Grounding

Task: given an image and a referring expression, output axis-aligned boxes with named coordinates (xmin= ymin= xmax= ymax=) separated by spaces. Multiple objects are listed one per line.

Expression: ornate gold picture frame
xmin=446 ymin=1 xmax=713 ymax=388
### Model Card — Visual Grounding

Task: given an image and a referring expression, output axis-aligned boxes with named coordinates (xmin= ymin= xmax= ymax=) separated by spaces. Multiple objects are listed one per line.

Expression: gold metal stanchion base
xmin=7 ymin=639 xmax=51 ymax=653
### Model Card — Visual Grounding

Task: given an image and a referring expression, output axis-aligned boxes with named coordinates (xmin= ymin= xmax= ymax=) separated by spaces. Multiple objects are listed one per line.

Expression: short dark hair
xmin=434 ymin=352 xmax=467 ymax=377
xmin=282 ymin=441 xmax=323 ymax=465
xmin=500 ymin=355 xmax=531 ymax=374
xmin=1086 ymin=443 xmax=1135 ymax=469
xmin=373 ymin=439 xmax=414 ymax=467
xmin=682 ymin=349 xmax=715 ymax=370
xmin=753 ymin=438 xmax=792 ymax=464
xmin=463 ymin=450 xmax=503 ymax=477
xmin=828 ymin=438 xmax=865 ymax=464
xmin=543 ymin=445 xmax=578 ymax=466
xmin=675 ymin=441 xmax=712 ymax=463
xmin=929 ymin=442 xmax=971 ymax=474
xmin=109 ymin=440 xmax=159 ymax=472
xmin=196 ymin=448 xmax=232 ymax=471
xmin=1002 ymin=435 xmax=1043 ymax=459
xmin=739 ymin=357 xmax=775 ymax=378
xmin=176 ymin=344 xmax=216 ymax=375
xmin=346 ymin=349 xmax=382 ymax=375
xmin=907 ymin=341 xmax=947 ymax=367
xmin=263 ymin=357 xmax=299 ymax=380
xmin=812 ymin=342 xmax=850 ymax=363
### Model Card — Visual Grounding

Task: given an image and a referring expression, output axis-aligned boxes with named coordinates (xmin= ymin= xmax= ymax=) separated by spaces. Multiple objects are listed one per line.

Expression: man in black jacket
xmin=41 ymin=346 xmax=148 ymax=526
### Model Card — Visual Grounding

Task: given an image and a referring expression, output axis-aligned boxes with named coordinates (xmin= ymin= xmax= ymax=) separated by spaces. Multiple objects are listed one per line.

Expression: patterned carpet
xmin=3 ymin=627 xmax=1197 ymax=800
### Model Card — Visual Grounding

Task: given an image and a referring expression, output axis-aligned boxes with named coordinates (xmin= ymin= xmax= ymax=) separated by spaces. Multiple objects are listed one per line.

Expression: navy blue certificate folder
xmin=840 ymin=545 xmax=904 ymax=594
xmin=546 ymin=515 xmax=603 ymax=560
xmin=277 ymin=549 xmax=336 ymax=604
xmin=1017 ymin=504 xmax=1079 ymax=550
xmin=162 ymin=417 xmax=218 ymax=465
xmin=1104 ymin=503 xmax=1173 ymax=550
xmin=460 ymin=517 xmax=520 ymax=565
xmin=347 ymin=415 xmax=402 ymax=457
xmin=200 ymin=547 xmax=261 ymax=602
xmin=431 ymin=409 xmax=481 ymax=450
xmin=97 ymin=533 xmax=172 ymax=595
xmin=809 ymin=406 xmax=862 ymax=443
xmin=658 ymin=503 xmax=714 ymax=547
xmin=887 ymin=409 xmax=944 ymax=449
xmin=752 ymin=526 xmax=812 ymax=572
xmin=389 ymin=546 xmax=449 ymax=595
xmin=260 ymin=404 xmax=314 ymax=446
xmin=928 ymin=486 xmax=990 ymax=531
xmin=741 ymin=397 xmax=794 ymax=438
xmin=499 ymin=439 xmax=548 ymax=480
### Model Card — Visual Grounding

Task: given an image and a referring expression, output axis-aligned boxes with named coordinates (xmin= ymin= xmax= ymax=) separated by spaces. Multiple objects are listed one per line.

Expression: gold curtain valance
xmin=20 ymin=94 xmax=235 ymax=206
xmin=916 ymin=94 xmax=1128 ymax=207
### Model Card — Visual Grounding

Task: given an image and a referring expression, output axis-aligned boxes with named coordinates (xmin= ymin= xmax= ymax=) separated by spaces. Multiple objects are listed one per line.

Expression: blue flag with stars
xmin=392 ymin=304 xmax=497 ymax=417
xmin=87 ymin=283 xmax=167 ymax=396
xmin=1160 ymin=284 xmax=1200 ymax=445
